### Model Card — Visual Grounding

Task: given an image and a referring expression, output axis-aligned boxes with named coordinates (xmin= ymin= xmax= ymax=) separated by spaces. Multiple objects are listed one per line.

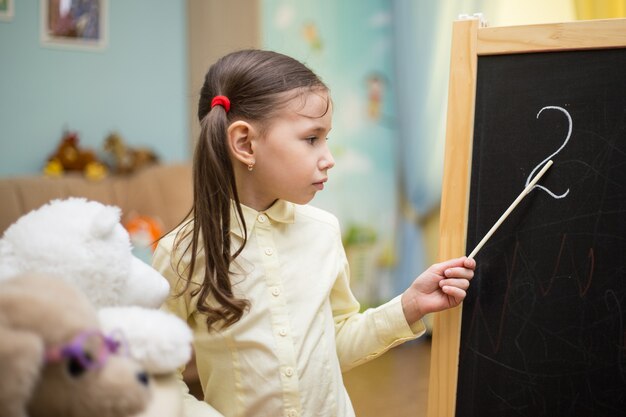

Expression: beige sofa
xmin=0 ymin=163 xmax=193 ymax=234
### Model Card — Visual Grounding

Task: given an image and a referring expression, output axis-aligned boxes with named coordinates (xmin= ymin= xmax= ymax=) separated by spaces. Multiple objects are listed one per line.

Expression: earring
xmin=247 ymin=163 xmax=254 ymax=172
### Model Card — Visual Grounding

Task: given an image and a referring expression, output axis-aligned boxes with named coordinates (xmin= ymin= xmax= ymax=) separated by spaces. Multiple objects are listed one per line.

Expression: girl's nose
xmin=320 ymin=148 xmax=335 ymax=171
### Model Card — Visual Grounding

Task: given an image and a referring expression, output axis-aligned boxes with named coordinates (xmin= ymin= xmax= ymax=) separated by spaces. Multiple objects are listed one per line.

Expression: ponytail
xmin=173 ymin=49 xmax=328 ymax=331
xmin=176 ymin=105 xmax=249 ymax=330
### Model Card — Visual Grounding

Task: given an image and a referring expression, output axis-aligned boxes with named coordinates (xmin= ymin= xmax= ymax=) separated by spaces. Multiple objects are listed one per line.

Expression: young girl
xmin=153 ymin=49 xmax=475 ymax=417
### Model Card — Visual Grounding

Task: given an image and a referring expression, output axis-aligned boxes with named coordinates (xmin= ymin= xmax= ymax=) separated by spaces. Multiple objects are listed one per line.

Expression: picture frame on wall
xmin=40 ymin=0 xmax=107 ymax=50
xmin=0 ymin=0 xmax=14 ymax=22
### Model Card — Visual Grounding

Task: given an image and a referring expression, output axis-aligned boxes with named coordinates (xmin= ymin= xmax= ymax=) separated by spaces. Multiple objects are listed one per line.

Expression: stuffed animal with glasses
xmin=0 ymin=198 xmax=193 ymax=416
xmin=0 ymin=273 xmax=151 ymax=417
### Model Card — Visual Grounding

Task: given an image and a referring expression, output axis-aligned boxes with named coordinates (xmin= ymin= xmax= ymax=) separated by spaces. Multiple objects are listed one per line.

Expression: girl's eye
xmin=305 ymin=137 xmax=317 ymax=145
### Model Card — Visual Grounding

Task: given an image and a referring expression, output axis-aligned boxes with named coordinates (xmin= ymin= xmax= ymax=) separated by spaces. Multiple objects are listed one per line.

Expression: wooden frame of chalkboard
xmin=428 ymin=17 xmax=626 ymax=417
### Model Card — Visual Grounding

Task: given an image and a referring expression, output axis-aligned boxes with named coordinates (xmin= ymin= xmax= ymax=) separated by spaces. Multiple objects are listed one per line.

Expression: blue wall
xmin=262 ymin=0 xmax=401 ymax=303
xmin=0 ymin=1 xmax=189 ymax=176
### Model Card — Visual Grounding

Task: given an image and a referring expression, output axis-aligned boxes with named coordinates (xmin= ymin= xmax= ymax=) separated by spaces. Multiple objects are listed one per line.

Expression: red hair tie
xmin=211 ymin=95 xmax=231 ymax=113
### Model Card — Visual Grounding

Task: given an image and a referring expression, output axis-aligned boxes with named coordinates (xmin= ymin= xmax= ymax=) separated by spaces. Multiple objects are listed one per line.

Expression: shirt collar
xmin=230 ymin=199 xmax=295 ymax=238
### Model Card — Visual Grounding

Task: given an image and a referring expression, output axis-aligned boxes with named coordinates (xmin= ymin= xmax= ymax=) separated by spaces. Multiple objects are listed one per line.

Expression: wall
xmin=187 ymin=0 xmax=260 ymax=147
xmin=262 ymin=0 xmax=400 ymax=303
xmin=0 ymin=1 xmax=189 ymax=176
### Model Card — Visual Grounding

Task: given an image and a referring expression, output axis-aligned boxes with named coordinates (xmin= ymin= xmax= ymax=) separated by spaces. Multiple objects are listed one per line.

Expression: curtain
xmin=390 ymin=0 xmax=483 ymax=294
xmin=390 ymin=0 xmax=581 ymax=298
xmin=574 ymin=0 xmax=626 ymax=19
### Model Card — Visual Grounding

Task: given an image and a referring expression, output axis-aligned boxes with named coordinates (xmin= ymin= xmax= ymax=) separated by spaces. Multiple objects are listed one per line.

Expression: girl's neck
xmin=239 ymin=195 xmax=279 ymax=212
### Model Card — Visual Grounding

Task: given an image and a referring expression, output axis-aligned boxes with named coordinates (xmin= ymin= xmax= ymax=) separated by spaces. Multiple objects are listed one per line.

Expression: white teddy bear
xmin=0 ymin=198 xmax=193 ymax=416
xmin=0 ymin=197 xmax=168 ymax=309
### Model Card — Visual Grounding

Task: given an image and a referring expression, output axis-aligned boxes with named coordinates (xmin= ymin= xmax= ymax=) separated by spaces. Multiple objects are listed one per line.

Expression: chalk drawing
xmin=526 ymin=106 xmax=572 ymax=198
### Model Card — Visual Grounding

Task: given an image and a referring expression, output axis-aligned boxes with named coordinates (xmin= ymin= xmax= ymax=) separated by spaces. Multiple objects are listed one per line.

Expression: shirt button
xmin=258 ymin=214 xmax=267 ymax=223
xmin=287 ymin=410 xmax=298 ymax=417
xmin=264 ymin=247 xmax=274 ymax=256
xmin=279 ymin=328 xmax=287 ymax=336
xmin=284 ymin=367 xmax=294 ymax=377
xmin=271 ymin=287 xmax=281 ymax=296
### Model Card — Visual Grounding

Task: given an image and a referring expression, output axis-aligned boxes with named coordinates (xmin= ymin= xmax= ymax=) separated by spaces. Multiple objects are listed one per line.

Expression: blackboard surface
xmin=456 ymin=48 xmax=626 ymax=417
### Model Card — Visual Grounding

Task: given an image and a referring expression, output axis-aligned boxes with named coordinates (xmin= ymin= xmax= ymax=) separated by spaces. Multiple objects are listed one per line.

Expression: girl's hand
xmin=401 ymin=257 xmax=475 ymax=325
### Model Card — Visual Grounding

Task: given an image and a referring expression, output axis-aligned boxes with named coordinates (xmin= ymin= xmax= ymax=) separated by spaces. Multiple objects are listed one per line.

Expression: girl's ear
xmin=227 ymin=120 xmax=256 ymax=166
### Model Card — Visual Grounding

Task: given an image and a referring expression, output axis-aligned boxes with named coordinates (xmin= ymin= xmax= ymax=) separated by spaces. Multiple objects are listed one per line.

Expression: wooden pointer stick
xmin=467 ymin=160 xmax=554 ymax=259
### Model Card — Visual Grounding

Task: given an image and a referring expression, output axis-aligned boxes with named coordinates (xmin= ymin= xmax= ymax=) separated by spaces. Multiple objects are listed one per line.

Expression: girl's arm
xmin=331 ymin=242 xmax=425 ymax=373
xmin=331 ymin=237 xmax=474 ymax=372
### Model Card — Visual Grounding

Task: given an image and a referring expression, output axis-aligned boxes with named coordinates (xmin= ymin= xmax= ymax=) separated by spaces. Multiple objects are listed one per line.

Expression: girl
xmin=153 ymin=49 xmax=475 ymax=417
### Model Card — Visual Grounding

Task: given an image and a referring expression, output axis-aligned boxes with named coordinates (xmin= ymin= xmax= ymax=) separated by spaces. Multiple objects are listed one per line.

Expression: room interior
xmin=1 ymin=1 xmax=624 ymax=416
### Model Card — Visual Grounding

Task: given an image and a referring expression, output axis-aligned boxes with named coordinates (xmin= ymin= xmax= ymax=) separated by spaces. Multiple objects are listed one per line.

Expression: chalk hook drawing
xmin=525 ymin=105 xmax=572 ymax=198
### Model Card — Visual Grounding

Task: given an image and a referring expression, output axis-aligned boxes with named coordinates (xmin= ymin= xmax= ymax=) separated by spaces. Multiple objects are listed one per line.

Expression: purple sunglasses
xmin=45 ymin=329 xmax=127 ymax=370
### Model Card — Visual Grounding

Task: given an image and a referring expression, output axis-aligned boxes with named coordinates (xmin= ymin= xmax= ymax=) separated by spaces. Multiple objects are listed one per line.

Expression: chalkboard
xmin=427 ymin=18 xmax=626 ymax=417
xmin=458 ymin=48 xmax=626 ymax=417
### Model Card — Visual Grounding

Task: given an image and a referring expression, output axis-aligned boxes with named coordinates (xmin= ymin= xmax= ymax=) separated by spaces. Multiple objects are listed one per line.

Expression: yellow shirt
xmin=153 ymin=200 xmax=425 ymax=417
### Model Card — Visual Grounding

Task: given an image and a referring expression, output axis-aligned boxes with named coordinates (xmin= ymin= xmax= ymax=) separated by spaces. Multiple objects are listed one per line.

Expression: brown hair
xmin=174 ymin=50 xmax=328 ymax=331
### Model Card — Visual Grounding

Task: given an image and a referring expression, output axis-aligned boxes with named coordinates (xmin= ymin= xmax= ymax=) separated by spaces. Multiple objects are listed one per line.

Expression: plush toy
xmin=0 ymin=273 xmax=151 ymax=417
xmin=124 ymin=213 xmax=164 ymax=264
xmin=99 ymin=306 xmax=192 ymax=375
xmin=0 ymin=198 xmax=169 ymax=309
xmin=103 ymin=132 xmax=159 ymax=175
xmin=0 ymin=198 xmax=193 ymax=416
xmin=45 ymin=130 xmax=108 ymax=180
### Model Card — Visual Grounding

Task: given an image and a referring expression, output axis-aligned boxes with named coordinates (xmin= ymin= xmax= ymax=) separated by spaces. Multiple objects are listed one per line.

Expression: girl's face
xmin=246 ymin=91 xmax=334 ymax=211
